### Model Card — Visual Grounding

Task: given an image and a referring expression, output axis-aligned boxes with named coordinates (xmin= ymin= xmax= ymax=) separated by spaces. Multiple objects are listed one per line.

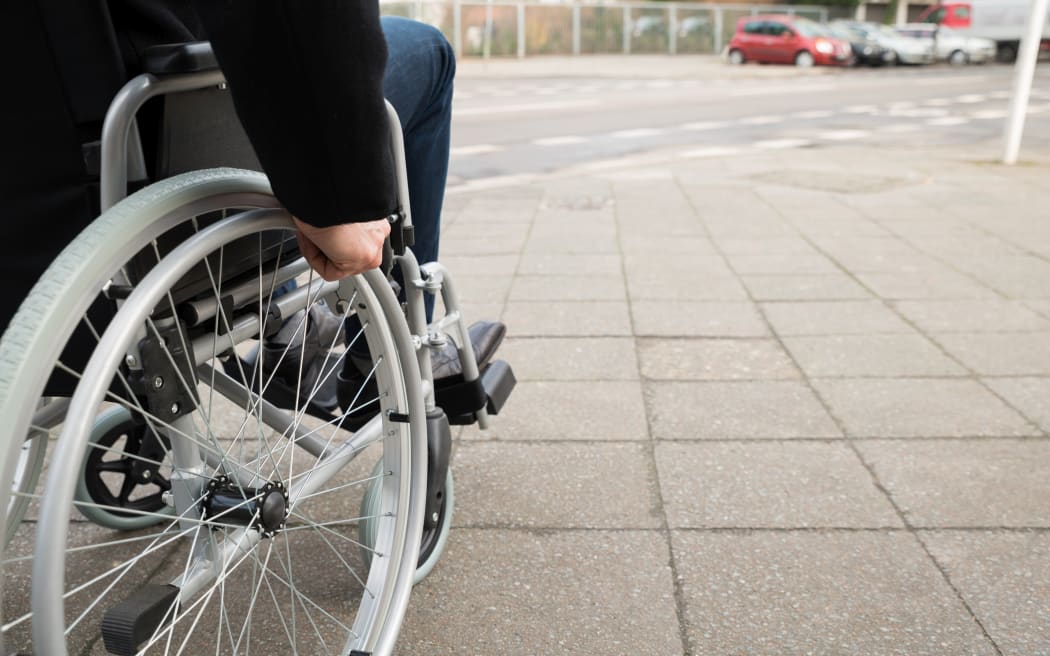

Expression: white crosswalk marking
xmin=818 ymin=130 xmax=869 ymax=141
xmin=740 ymin=115 xmax=785 ymax=126
xmin=793 ymin=110 xmax=834 ymax=119
xmin=679 ymin=146 xmax=742 ymax=158
xmin=971 ymin=109 xmax=1008 ymax=120
xmin=955 ymin=94 xmax=988 ymax=104
xmin=450 ymin=144 xmax=501 ymax=157
xmin=610 ymin=128 xmax=665 ymax=139
xmin=843 ymin=105 xmax=878 ymax=114
xmin=879 ymin=124 xmax=921 ymax=133
xmin=532 ymin=135 xmax=588 ymax=147
xmin=754 ymin=138 xmax=813 ymax=150
xmin=925 ymin=116 xmax=970 ymax=126
xmin=681 ymin=121 xmax=730 ymax=131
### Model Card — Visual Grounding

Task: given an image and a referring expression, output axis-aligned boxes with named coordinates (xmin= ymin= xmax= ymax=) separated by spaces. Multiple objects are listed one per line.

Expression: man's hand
xmin=292 ymin=216 xmax=391 ymax=281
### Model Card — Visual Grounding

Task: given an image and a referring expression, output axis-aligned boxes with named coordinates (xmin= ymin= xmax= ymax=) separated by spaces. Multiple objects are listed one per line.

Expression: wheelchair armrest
xmin=141 ymin=41 xmax=219 ymax=76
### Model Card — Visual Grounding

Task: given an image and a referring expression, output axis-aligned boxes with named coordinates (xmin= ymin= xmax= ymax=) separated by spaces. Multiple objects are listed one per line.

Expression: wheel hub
xmin=201 ymin=476 xmax=288 ymax=538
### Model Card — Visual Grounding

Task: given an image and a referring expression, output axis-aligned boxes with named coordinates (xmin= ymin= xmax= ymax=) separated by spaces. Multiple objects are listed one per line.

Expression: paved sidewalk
xmin=398 ymin=142 xmax=1050 ymax=655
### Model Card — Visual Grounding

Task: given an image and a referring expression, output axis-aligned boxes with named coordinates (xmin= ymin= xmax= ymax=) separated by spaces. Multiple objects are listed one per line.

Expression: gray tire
xmin=728 ymin=48 xmax=745 ymax=65
xmin=2 ymin=169 xmax=426 ymax=656
xmin=795 ymin=50 xmax=815 ymax=67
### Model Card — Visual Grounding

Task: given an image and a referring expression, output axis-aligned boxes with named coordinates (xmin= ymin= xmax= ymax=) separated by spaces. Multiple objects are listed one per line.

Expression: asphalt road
xmin=447 ymin=60 xmax=1050 ymax=187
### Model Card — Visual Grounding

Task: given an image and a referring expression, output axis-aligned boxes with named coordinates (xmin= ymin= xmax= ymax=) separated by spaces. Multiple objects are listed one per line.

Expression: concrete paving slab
xmin=812 ymin=378 xmax=1037 ymax=438
xmin=631 ymin=301 xmax=769 ymax=337
xmin=655 ymin=442 xmax=902 ymax=528
xmin=523 ymin=233 xmax=620 ymax=254
xmin=762 ymin=301 xmax=914 ymax=335
xmin=782 ymin=334 xmax=967 ymax=377
xmin=740 ymin=274 xmax=872 ymax=301
xmin=893 ymin=299 xmax=1050 ymax=333
xmin=624 ymin=253 xmax=734 ymax=278
xmin=502 ymin=300 xmax=632 ymax=336
xmin=619 ymin=236 xmax=719 ymax=255
xmin=508 ymin=274 xmax=627 ymax=302
xmin=725 ymin=253 xmax=841 ymax=275
xmin=517 ymin=253 xmax=622 ymax=276
xmin=923 ymin=531 xmax=1050 ymax=656
xmin=714 ymin=236 xmax=817 ymax=255
xmin=984 ymin=377 xmax=1050 ymax=433
xmin=937 ymin=333 xmax=1050 ymax=375
xmin=398 ymin=529 xmax=682 ymax=655
xmin=672 ymin=531 xmax=997 ymax=656
xmin=446 ymin=275 xmax=514 ymax=306
xmin=439 ymin=254 xmax=520 ymax=276
xmin=858 ymin=440 xmax=1050 ymax=528
xmin=646 ymin=381 xmax=842 ymax=439
xmin=453 ymin=442 xmax=661 ymax=528
xmin=499 ymin=337 xmax=638 ymax=381
xmin=464 ymin=381 xmax=648 ymax=441
xmin=856 ymin=269 xmax=998 ymax=300
xmin=637 ymin=338 xmax=799 ymax=381
xmin=627 ymin=274 xmax=750 ymax=301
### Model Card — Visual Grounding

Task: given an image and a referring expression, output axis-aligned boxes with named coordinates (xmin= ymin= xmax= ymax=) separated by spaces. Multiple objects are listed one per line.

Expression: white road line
xmin=450 ymin=144 xmax=501 ymax=158
xmin=879 ymin=123 xmax=921 ymax=133
xmin=532 ymin=135 xmax=588 ymax=147
xmin=729 ymin=83 xmax=834 ymax=97
xmin=817 ymin=129 xmax=869 ymax=141
xmin=922 ymin=98 xmax=952 ymax=107
xmin=610 ymin=128 xmax=665 ymax=139
xmin=955 ymin=94 xmax=988 ymax=104
xmin=843 ymin=105 xmax=878 ymax=114
xmin=925 ymin=116 xmax=970 ymax=126
xmin=888 ymin=101 xmax=917 ymax=110
xmin=889 ymin=107 xmax=949 ymax=118
xmin=753 ymin=138 xmax=813 ymax=150
xmin=792 ymin=110 xmax=834 ymax=119
xmin=971 ymin=109 xmax=1008 ymax=120
xmin=739 ymin=115 xmax=785 ymax=126
xmin=455 ymin=99 xmax=600 ymax=117
xmin=679 ymin=146 xmax=743 ymax=158
xmin=680 ymin=120 xmax=730 ymax=131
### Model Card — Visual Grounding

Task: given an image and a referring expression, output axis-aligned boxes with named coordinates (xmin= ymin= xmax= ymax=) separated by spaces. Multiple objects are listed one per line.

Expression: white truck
xmin=917 ymin=0 xmax=1050 ymax=61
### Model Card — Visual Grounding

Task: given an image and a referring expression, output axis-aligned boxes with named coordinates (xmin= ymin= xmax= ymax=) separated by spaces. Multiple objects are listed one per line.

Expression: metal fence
xmin=380 ymin=0 xmax=831 ymax=58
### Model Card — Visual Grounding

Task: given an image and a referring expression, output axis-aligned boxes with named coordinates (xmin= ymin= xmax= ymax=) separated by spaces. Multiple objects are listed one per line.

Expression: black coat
xmin=1 ymin=0 xmax=397 ymax=330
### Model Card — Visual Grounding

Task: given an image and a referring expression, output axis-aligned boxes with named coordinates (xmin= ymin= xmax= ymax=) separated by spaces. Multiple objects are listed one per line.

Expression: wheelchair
xmin=0 ymin=41 xmax=514 ymax=656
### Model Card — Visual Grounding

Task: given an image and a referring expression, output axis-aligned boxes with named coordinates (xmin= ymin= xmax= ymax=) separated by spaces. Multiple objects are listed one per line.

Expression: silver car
xmin=840 ymin=21 xmax=937 ymax=65
xmin=897 ymin=23 xmax=997 ymax=64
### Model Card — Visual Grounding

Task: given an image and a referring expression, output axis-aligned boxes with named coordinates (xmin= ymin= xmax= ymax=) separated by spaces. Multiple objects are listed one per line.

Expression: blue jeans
xmin=382 ymin=17 xmax=456 ymax=320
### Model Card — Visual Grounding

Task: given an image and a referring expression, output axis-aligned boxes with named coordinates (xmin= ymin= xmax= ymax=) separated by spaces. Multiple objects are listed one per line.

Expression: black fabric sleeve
xmin=190 ymin=0 xmax=398 ymax=227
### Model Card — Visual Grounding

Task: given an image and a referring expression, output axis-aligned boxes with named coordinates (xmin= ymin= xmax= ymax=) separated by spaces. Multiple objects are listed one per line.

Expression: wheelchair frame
xmin=0 ymin=49 xmax=510 ymax=656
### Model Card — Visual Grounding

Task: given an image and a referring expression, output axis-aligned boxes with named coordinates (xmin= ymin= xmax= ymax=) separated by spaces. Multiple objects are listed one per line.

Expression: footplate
xmin=439 ymin=359 xmax=516 ymax=425
xmin=101 ymin=583 xmax=179 ymax=655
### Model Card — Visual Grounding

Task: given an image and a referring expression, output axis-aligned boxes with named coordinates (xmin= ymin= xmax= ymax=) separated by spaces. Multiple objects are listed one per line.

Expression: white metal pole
xmin=572 ymin=3 xmax=581 ymax=55
xmin=1004 ymin=0 xmax=1049 ymax=164
xmin=669 ymin=4 xmax=678 ymax=55
xmin=453 ymin=0 xmax=462 ymax=57
xmin=517 ymin=2 xmax=526 ymax=58
xmin=623 ymin=5 xmax=631 ymax=54
xmin=483 ymin=0 xmax=494 ymax=59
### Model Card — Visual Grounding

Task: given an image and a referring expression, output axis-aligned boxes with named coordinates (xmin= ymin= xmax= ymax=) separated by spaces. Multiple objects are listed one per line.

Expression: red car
xmin=728 ymin=15 xmax=853 ymax=67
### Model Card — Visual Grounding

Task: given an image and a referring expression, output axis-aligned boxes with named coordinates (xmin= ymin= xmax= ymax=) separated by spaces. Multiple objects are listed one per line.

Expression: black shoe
xmin=336 ymin=320 xmax=507 ymax=429
xmin=242 ymin=302 xmax=345 ymax=418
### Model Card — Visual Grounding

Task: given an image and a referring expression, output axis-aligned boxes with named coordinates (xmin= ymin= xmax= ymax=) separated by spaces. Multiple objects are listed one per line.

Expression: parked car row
xmin=726 ymin=15 xmax=998 ymax=68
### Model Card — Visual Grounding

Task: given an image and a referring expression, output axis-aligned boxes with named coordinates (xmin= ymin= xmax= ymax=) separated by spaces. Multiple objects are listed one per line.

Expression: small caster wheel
xmin=359 ymin=460 xmax=454 ymax=584
xmin=75 ymin=406 xmax=175 ymax=529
